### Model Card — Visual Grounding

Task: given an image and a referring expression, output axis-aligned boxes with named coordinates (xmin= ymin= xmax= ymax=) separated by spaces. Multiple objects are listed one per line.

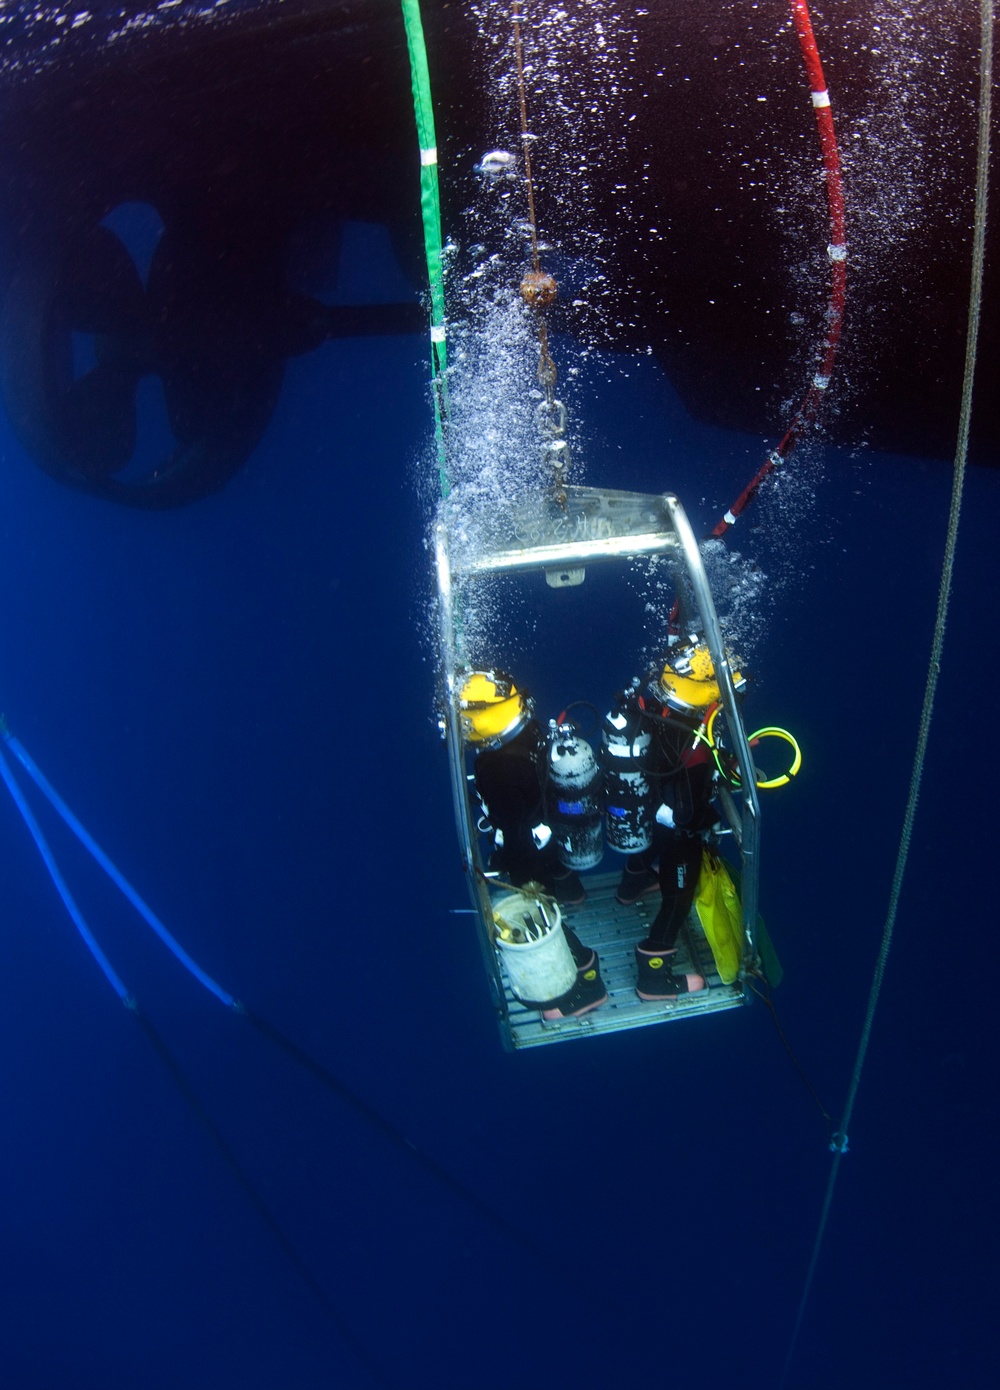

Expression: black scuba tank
xmin=545 ymin=722 xmax=604 ymax=870
xmin=601 ymin=683 xmax=656 ymax=854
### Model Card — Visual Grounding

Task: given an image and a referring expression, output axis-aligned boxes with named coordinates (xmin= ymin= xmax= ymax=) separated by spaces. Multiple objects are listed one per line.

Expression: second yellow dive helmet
xmin=457 ymin=670 xmax=532 ymax=747
xmin=658 ymin=641 xmax=741 ymax=713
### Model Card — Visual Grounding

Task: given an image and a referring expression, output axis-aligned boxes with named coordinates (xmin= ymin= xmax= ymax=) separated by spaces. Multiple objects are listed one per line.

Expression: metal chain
xmin=511 ymin=0 xmax=571 ymax=501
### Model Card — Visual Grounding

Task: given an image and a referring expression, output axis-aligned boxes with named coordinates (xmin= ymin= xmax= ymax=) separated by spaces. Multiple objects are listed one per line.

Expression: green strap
xmin=401 ymin=0 xmax=450 ymax=493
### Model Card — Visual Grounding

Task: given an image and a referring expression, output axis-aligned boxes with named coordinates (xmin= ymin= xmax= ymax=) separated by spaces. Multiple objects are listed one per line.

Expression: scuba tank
xmin=545 ymin=721 xmax=604 ymax=870
xmin=602 ymin=682 xmax=656 ymax=853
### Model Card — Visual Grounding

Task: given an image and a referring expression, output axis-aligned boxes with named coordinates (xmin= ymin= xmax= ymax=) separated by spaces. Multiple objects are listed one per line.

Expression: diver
xmin=605 ymin=641 xmax=732 ymax=1001
xmin=458 ymin=671 xmax=607 ymax=1020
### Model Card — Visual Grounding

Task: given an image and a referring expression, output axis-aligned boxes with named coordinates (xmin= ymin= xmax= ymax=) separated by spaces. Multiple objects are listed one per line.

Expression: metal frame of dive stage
xmin=436 ymin=486 xmax=761 ymax=1049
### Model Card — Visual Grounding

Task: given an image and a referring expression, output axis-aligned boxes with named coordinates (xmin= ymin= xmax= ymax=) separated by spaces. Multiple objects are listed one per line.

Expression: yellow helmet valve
xmin=457 ymin=670 xmax=531 ymax=747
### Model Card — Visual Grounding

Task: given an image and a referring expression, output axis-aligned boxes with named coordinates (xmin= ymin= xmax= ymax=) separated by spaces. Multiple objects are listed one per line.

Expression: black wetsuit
xmin=473 ymin=722 xmax=561 ymax=891
xmin=630 ymin=702 xmax=717 ymax=948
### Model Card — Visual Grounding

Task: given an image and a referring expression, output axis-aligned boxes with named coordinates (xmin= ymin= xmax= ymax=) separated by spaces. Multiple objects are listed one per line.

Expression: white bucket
xmin=491 ymin=892 xmax=576 ymax=1004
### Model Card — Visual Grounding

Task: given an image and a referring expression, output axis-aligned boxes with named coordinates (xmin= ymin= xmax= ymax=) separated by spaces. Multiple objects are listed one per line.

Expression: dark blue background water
xmin=0 ymin=217 xmax=995 ymax=1388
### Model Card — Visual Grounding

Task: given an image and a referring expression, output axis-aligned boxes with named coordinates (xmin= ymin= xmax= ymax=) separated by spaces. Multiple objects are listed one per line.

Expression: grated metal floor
xmin=500 ymin=871 xmax=747 ymax=1049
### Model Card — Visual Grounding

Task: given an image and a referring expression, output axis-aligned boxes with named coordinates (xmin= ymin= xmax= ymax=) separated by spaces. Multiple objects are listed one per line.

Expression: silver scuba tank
xmin=545 ymin=721 xmax=604 ymax=870
xmin=602 ymin=683 xmax=656 ymax=854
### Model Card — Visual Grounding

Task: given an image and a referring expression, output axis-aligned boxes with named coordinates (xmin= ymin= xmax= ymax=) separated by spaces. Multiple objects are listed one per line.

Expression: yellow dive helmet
xmin=657 ymin=641 xmax=736 ymax=713
xmin=457 ymin=670 xmax=532 ymax=747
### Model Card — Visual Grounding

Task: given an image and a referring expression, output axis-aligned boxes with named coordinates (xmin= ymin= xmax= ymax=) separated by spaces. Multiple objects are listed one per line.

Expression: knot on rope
xmin=521 ymin=271 xmax=558 ymax=308
xmin=829 ymin=1130 xmax=849 ymax=1155
xmin=508 ymin=0 xmax=572 ymax=502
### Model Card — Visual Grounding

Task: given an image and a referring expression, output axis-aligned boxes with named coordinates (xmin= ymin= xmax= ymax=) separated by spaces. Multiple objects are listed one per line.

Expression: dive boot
xmin=615 ymin=863 xmax=659 ymax=905
xmin=538 ymin=927 xmax=607 ymax=1019
xmin=635 ymin=943 xmax=705 ymax=1001
xmin=548 ymin=867 xmax=587 ymax=906
xmin=513 ymin=925 xmax=607 ymax=1020
xmin=540 ymin=954 xmax=608 ymax=1020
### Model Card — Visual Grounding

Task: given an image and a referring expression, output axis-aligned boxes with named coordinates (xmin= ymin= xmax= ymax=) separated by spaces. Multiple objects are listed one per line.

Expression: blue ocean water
xmin=1 ymin=0 xmax=998 ymax=1362
xmin=0 ymin=249 xmax=995 ymax=1387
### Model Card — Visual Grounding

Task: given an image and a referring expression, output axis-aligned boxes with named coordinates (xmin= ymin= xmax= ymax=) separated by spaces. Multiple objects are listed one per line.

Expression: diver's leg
xmin=635 ymin=832 xmax=705 ymax=999
xmin=615 ymin=842 xmax=660 ymax=904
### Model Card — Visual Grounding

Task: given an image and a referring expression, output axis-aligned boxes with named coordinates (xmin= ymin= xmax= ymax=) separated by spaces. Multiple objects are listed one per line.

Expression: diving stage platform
xmin=436 ymin=487 xmax=762 ymax=1052
xmin=498 ymin=871 xmax=747 ymax=1050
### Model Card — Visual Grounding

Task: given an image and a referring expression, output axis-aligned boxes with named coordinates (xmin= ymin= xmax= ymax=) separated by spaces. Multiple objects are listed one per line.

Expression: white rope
xmin=780 ymin=2 xmax=993 ymax=1382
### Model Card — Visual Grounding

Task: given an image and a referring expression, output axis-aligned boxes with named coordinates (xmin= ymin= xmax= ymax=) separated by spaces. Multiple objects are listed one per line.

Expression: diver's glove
xmin=531 ymin=822 xmax=553 ymax=850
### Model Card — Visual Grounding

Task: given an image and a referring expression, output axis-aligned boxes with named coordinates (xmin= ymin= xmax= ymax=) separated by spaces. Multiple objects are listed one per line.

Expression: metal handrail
xmin=449 ymin=530 xmax=677 ymax=575
xmin=435 ymin=523 xmax=508 ymax=1009
xmin=664 ymin=495 xmax=760 ymax=952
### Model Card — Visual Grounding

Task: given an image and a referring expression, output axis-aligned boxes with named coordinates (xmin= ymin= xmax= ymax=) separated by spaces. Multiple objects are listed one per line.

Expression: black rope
xmin=745 ymin=971 xmax=834 ymax=1133
xmin=238 ymin=1005 xmax=562 ymax=1275
xmin=131 ymin=1006 xmax=393 ymax=1389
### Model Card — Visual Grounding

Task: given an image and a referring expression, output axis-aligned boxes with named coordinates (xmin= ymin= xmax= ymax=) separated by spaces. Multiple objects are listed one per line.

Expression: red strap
xmin=711 ymin=0 xmax=846 ymax=539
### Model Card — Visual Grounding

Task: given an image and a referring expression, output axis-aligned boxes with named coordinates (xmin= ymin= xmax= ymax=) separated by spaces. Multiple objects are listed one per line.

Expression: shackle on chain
xmin=536 ymin=396 xmax=571 ymax=501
